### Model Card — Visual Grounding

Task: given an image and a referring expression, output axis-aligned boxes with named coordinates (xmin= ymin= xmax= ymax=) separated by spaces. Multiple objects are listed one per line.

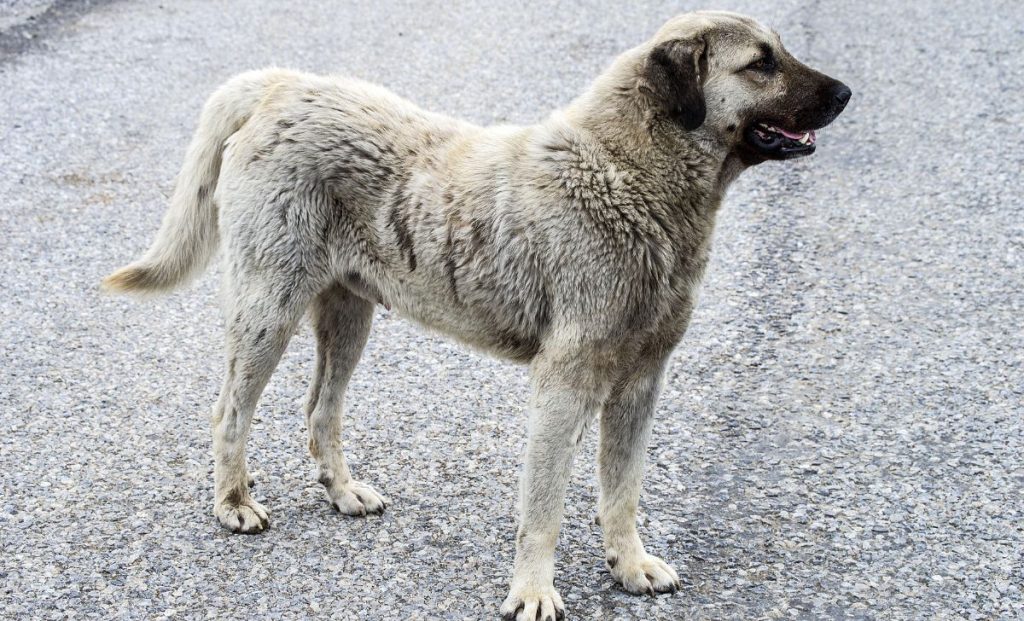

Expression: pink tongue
xmin=776 ymin=127 xmax=807 ymax=140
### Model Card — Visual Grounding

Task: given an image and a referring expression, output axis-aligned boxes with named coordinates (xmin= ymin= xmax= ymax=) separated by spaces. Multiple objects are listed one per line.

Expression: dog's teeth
xmin=799 ymin=132 xmax=811 ymax=144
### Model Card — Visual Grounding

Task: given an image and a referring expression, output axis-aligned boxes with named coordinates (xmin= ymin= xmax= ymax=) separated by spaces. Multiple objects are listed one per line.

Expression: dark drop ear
xmin=641 ymin=37 xmax=708 ymax=130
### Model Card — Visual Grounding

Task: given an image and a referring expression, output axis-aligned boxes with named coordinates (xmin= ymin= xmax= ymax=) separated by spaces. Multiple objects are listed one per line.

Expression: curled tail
xmin=103 ymin=70 xmax=280 ymax=294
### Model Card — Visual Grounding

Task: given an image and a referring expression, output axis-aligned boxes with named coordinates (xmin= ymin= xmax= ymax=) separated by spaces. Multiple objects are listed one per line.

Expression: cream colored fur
xmin=104 ymin=11 xmax=849 ymax=619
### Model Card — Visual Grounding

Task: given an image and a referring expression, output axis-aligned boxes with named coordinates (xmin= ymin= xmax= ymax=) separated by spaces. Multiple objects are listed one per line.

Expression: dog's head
xmin=637 ymin=11 xmax=851 ymax=164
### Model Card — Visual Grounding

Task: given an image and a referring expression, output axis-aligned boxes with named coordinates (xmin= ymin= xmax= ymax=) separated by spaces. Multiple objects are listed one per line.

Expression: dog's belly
xmin=356 ymin=258 xmax=546 ymax=363
xmin=339 ymin=207 xmax=548 ymax=364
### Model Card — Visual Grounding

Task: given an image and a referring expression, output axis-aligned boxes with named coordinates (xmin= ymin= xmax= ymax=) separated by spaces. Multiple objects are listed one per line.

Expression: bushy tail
xmin=103 ymin=70 xmax=277 ymax=294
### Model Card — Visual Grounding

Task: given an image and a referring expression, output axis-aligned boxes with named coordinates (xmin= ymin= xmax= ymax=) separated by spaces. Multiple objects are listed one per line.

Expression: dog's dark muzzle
xmin=740 ymin=77 xmax=852 ymax=162
xmin=795 ymin=78 xmax=853 ymax=131
xmin=817 ymin=81 xmax=852 ymax=127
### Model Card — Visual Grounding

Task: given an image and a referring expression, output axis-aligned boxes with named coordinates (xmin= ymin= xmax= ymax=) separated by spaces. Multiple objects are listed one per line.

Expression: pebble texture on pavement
xmin=0 ymin=0 xmax=53 ymax=30
xmin=1 ymin=1 xmax=1021 ymax=619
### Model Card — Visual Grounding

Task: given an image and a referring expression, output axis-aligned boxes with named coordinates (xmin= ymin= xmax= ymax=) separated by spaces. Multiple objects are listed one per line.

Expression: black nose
xmin=833 ymin=83 xmax=852 ymax=110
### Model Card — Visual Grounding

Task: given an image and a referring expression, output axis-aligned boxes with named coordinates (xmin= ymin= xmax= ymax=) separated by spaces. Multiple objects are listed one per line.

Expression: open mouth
xmin=743 ymin=122 xmax=817 ymax=159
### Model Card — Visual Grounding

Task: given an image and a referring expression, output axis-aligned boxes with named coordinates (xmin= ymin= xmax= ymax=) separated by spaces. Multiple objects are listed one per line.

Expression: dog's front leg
xmin=500 ymin=348 xmax=611 ymax=621
xmin=598 ymin=359 xmax=681 ymax=595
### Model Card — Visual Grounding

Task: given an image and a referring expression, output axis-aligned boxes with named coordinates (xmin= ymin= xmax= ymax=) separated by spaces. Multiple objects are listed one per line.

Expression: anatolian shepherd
xmin=104 ymin=11 xmax=850 ymax=619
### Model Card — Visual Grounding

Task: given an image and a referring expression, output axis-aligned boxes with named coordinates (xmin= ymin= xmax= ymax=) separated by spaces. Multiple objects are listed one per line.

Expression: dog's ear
xmin=640 ymin=37 xmax=709 ymax=130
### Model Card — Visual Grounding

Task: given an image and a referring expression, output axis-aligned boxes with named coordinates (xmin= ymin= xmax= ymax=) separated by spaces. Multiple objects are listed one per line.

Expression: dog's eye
xmin=746 ymin=57 xmax=776 ymax=73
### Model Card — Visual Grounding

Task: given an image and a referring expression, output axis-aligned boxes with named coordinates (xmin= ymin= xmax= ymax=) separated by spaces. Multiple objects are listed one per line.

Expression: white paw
xmin=500 ymin=586 xmax=564 ymax=621
xmin=326 ymin=479 xmax=387 ymax=516
xmin=214 ymin=497 xmax=270 ymax=534
xmin=607 ymin=552 xmax=680 ymax=595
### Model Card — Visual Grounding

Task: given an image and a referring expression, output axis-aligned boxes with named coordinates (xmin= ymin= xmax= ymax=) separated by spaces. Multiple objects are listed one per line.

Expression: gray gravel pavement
xmin=0 ymin=0 xmax=53 ymax=31
xmin=1 ymin=1 xmax=1022 ymax=619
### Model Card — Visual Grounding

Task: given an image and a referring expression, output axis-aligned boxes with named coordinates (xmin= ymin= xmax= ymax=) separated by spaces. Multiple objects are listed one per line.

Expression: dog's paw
xmin=326 ymin=479 xmax=387 ymax=516
xmin=607 ymin=552 xmax=680 ymax=595
xmin=214 ymin=497 xmax=270 ymax=534
xmin=500 ymin=586 xmax=564 ymax=621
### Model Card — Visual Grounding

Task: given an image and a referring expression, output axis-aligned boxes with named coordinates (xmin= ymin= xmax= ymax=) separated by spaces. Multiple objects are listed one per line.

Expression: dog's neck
xmin=563 ymin=47 xmax=743 ymax=208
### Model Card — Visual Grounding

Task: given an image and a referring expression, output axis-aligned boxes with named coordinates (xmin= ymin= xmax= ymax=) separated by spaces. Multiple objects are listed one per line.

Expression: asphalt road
xmin=1 ymin=1 xmax=1021 ymax=619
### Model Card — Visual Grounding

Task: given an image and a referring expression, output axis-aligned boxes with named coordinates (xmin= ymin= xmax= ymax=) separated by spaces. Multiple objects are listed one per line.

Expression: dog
xmin=103 ymin=11 xmax=850 ymax=619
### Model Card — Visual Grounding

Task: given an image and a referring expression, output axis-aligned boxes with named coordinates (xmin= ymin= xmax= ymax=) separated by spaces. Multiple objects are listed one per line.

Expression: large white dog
xmin=105 ymin=11 xmax=849 ymax=619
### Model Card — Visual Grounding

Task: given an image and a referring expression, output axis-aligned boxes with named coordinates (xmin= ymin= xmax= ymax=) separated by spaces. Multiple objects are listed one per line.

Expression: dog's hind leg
xmin=305 ymin=284 xmax=385 ymax=516
xmin=211 ymin=274 xmax=311 ymax=534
